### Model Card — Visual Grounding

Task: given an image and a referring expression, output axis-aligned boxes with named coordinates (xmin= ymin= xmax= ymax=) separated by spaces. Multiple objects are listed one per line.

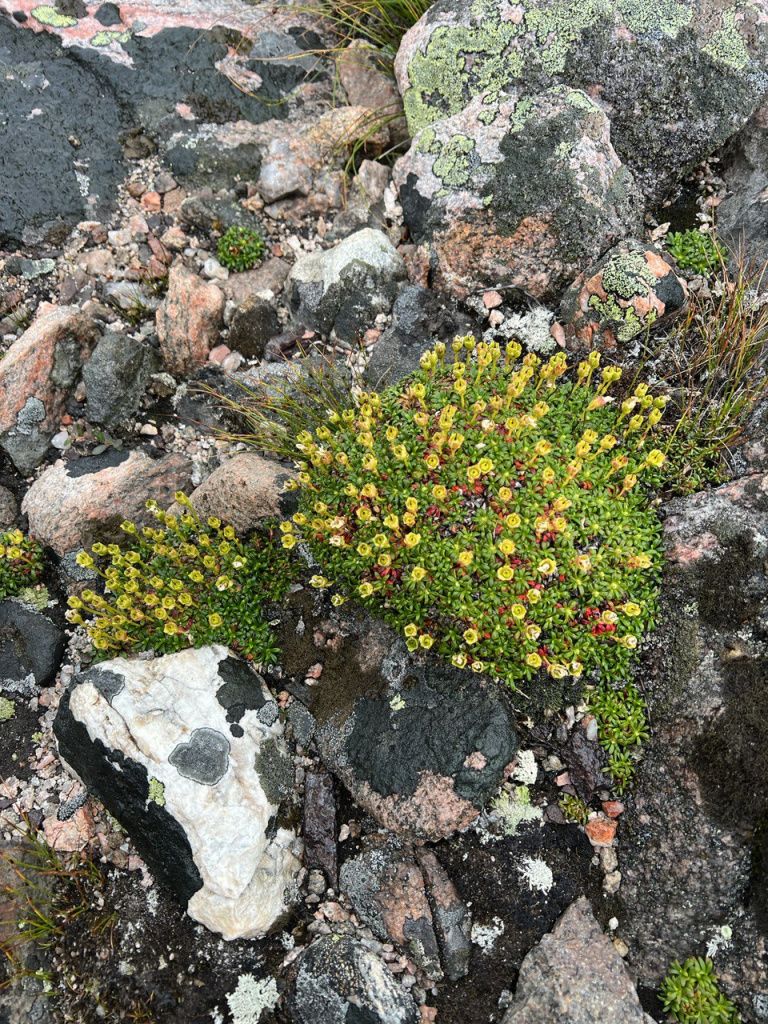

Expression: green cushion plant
xmin=666 ymin=229 xmax=724 ymax=276
xmin=67 ymin=496 xmax=293 ymax=663
xmin=282 ymin=337 xmax=666 ymax=690
xmin=0 ymin=529 xmax=44 ymax=600
xmin=216 ymin=225 xmax=266 ymax=272
xmin=660 ymin=957 xmax=740 ymax=1023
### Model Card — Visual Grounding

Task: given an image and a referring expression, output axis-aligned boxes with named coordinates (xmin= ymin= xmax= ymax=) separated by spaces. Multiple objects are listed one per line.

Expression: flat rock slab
xmin=0 ymin=601 xmax=65 ymax=693
xmin=53 ymin=645 xmax=302 ymax=940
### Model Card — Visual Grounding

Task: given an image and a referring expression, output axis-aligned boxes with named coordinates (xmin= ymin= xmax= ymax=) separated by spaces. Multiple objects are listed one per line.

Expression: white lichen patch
xmin=471 ymin=915 xmax=505 ymax=953
xmin=511 ymin=749 xmax=538 ymax=786
xmin=518 ymin=856 xmax=554 ymax=895
xmin=706 ymin=924 xmax=733 ymax=959
xmin=490 ymin=786 xmax=543 ymax=838
xmin=226 ymin=974 xmax=279 ymax=1024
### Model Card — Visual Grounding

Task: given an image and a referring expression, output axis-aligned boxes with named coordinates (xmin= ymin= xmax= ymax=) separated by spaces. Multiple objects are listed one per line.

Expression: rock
xmin=286 ymin=935 xmax=419 ymax=1024
xmin=618 ymin=473 xmax=768 ymax=1009
xmin=278 ymin=600 xmax=517 ymax=841
xmin=395 ymin=0 xmax=768 ymax=205
xmin=53 ymin=645 xmax=302 ymax=940
xmin=340 ymin=835 xmax=443 ymax=980
xmin=178 ymin=193 xmax=257 ymax=235
xmin=394 ymin=87 xmax=642 ymax=301
xmin=0 ymin=602 xmax=65 ymax=694
xmin=364 ymin=284 xmax=474 ymax=388
xmin=563 ymin=726 xmax=608 ymax=802
xmin=175 ymin=453 xmax=295 ymax=535
xmin=222 ymin=257 xmax=292 ymax=306
xmin=416 ymin=848 xmax=472 ymax=982
xmin=156 ymin=265 xmax=224 ymax=375
xmin=228 ymin=296 xmax=281 ymax=359
xmin=719 ymin=102 xmax=768 ymax=269
xmin=82 ymin=331 xmax=160 ymax=429
xmin=303 ymin=770 xmax=338 ymax=887
xmin=337 ymin=40 xmax=402 ymax=116
xmin=21 ymin=449 xmax=193 ymax=556
xmin=287 ymin=228 xmax=406 ymax=341
xmin=0 ymin=486 xmax=17 ymax=528
xmin=501 ymin=898 xmax=652 ymax=1023
xmin=560 ymin=240 xmax=688 ymax=351
xmin=0 ymin=303 xmax=99 ymax=474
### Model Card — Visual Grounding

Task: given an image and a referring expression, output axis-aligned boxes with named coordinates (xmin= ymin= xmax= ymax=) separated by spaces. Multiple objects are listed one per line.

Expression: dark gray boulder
xmin=82 ymin=332 xmax=159 ymax=429
xmin=0 ymin=602 xmax=65 ymax=694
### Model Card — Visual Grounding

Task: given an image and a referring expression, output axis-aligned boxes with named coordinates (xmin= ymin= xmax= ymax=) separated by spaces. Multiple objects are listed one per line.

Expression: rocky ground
xmin=1 ymin=1 xmax=768 ymax=1023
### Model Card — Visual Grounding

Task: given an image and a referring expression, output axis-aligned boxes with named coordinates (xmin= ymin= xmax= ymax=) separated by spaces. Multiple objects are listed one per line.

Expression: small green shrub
xmin=67 ymin=496 xmax=293 ymax=663
xmin=660 ymin=957 xmax=740 ymax=1024
xmin=283 ymin=337 xmax=666 ymax=690
xmin=588 ymin=680 xmax=649 ymax=792
xmin=559 ymin=793 xmax=589 ymax=824
xmin=315 ymin=0 xmax=431 ymax=56
xmin=666 ymin=230 xmax=724 ymax=276
xmin=216 ymin=225 xmax=266 ymax=273
xmin=0 ymin=530 xmax=44 ymax=600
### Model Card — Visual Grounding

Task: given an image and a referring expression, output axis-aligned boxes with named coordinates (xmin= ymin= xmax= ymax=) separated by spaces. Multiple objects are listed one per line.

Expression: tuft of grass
xmin=587 ymin=680 xmax=649 ymax=793
xmin=207 ymin=355 xmax=354 ymax=460
xmin=559 ymin=793 xmax=589 ymax=824
xmin=660 ymin=957 xmax=740 ymax=1024
xmin=661 ymin=258 xmax=768 ymax=494
xmin=314 ymin=0 xmax=431 ymax=57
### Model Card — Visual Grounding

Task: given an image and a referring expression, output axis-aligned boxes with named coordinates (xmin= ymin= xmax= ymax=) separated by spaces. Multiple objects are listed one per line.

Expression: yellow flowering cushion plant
xmin=0 ymin=529 xmax=44 ymax=599
xmin=68 ymin=497 xmax=293 ymax=663
xmin=285 ymin=337 xmax=666 ymax=689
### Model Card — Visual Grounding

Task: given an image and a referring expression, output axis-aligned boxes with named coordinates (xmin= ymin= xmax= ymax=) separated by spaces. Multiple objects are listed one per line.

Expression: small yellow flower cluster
xmin=67 ymin=496 xmax=292 ymax=662
xmin=0 ymin=529 xmax=44 ymax=600
xmin=285 ymin=337 xmax=666 ymax=689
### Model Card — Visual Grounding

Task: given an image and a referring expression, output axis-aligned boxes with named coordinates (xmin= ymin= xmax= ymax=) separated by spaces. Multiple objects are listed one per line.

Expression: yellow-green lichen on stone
xmin=91 ymin=30 xmax=131 ymax=47
xmin=615 ymin=0 xmax=691 ymax=37
xmin=602 ymin=250 xmax=658 ymax=298
xmin=0 ymin=697 xmax=15 ymax=723
xmin=432 ymin=134 xmax=476 ymax=187
xmin=31 ymin=5 xmax=78 ymax=26
xmin=148 ymin=776 xmax=166 ymax=806
xmin=702 ymin=9 xmax=751 ymax=70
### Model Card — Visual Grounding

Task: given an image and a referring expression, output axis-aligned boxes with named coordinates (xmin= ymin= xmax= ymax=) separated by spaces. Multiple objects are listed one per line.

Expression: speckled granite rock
xmin=502 ymin=898 xmax=653 ymax=1023
xmin=287 ymin=935 xmax=419 ymax=1024
xmin=394 ymin=86 xmax=641 ymax=301
xmin=53 ymin=645 xmax=302 ymax=940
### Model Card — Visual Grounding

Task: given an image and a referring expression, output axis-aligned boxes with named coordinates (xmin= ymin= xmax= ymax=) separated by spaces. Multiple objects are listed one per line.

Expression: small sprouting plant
xmin=216 ymin=225 xmax=266 ymax=273
xmin=313 ymin=0 xmax=431 ymax=56
xmin=282 ymin=337 xmax=667 ymax=691
xmin=587 ymin=680 xmax=649 ymax=793
xmin=660 ymin=957 xmax=740 ymax=1024
xmin=66 ymin=496 xmax=293 ymax=663
xmin=559 ymin=793 xmax=589 ymax=825
xmin=0 ymin=530 xmax=44 ymax=600
xmin=666 ymin=230 xmax=724 ymax=277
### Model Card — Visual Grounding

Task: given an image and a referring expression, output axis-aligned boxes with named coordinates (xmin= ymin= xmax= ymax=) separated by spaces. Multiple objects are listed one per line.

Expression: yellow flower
xmin=601 ymin=610 xmax=619 ymax=625
xmin=466 ymin=464 xmax=481 ymax=483
xmin=534 ymin=440 xmax=552 ymax=457
xmin=511 ymin=604 xmax=526 ymax=620
xmin=524 ymin=623 xmax=541 ymax=640
xmin=361 ymin=484 xmax=378 ymax=499
xmin=207 ymin=517 xmax=221 ymax=530
xmin=526 ymin=652 xmax=542 ymax=669
xmin=419 ymin=634 xmax=434 ymax=649
xmin=403 ymin=532 xmax=421 ymax=549
xmin=645 ymin=448 xmax=666 ymax=469
xmin=393 ymin=444 xmax=409 ymax=461
xmin=497 ymin=565 xmax=514 ymax=581
xmin=628 ymin=553 xmax=652 ymax=569
xmin=373 ymin=534 xmax=389 ymax=549
xmin=386 ymin=426 xmax=399 ymax=442
xmin=478 ymin=457 xmax=494 ymax=474
xmin=425 ymin=453 xmax=440 ymax=470
xmin=405 ymin=497 xmax=419 ymax=513
xmin=279 ymin=521 xmax=294 ymax=533
xmin=331 ymin=594 xmax=346 ymax=607
xmin=505 ymin=513 xmax=522 ymax=530
xmin=454 ymin=378 xmax=468 ymax=395
xmin=470 ymin=661 xmax=485 ymax=673
xmin=75 ymin=551 xmax=95 ymax=569
xmin=432 ymin=485 xmax=448 ymax=501
xmin=189 ymin=570 xmax=204 ymax=584
xmin=622 ymin=635 xmax=638 ymax=649
xmin=329 ymin=535 xmax=347 ymax=548
xmin=404 ymin=623 xmax=419 ymax=638
xmin=541 ymin=467 xmax=556 ymax=484
xmin=208 ymin=613 xmax=223 ymax=628
xmin=410 ymin=566 xmax=427 ymax=582
xmin=357 ymin=543 xmax=372 ymax=557
xmin=293 ymin=512 xmax=308 ymax=526
xmin=358 ymin=582 xmax=374 ymax=598
xmin=622 ymin=602 xmax=641 ymax=616
xmin=215 ymin=575 xmax=232 ymax=591
xmin=403 ymin=512 xmax=417 ymax=526
xmin=383 ymin=514 xmax=400 ymax=531
xmin=163 ymin=621 xmax=180 ymax=636
xmin=499 ymin=538 xmax=516 ymax=556
xmin=457 ymin=550 xmax=473 ymax=567
xmin=463 ymin=628 xmax=479 ymax=645
xmin=497 ymin=487 xmax=512 ymax=503
xmin=282 ymin=534 xmax=297 ymax=549
xmin=451 ymin=652 xmax=467 ymax=669
xmin=548 ymin=663 xmax=569 ymax=679
xmin=362 ymin=454 xmax=378 ymax=472
xmin=537 ymin=558 xmax=557 ymax=575
xmin=310 ymin=575 xmax=330 ymax=588
xmin=571 ymin=661 xmax=584 ymax=677
xmin=574 ymin=554 xmax=592 ymax=572
xmin=377 ymin=554 xmax=391 ymax=567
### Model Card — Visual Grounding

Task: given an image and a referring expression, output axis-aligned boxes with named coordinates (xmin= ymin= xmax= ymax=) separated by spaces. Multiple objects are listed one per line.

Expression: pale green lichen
xmin=490 ymin=785 xmax=542 ymax=836
xmin=616 ymin=0 xmax=691 ymax=38
xmin=524 ymin=0 xmax=604 ymax=76
xmin=147 ymin=777 xmax=165 ymax=806
xmin=226 ymin=974 xmax=279 ymax=1024
xmin=602 ymin=251 xmax=657 ymax=298
xmin=432 ymin=134 xmax=476 ymax=187
xmin=31 ymin=5 xmax=78 ymax=26
xmin=91 ymin=30 xmax=131 ymax=46
xmin=14 ymin=585 xmax=50 ymax=612
xmin=702 ymin=9 xmax=751 ymax=71
xmin=588 ymin=293 xmax=657 ymax=341
xmin=0 ymin=697 xmax=15 ymax=723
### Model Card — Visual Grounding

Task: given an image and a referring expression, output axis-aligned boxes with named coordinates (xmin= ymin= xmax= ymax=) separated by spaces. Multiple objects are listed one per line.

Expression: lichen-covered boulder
xmin=395 ymin=0 xmax=768 ymax=204
xmin=560 ymin=240 xmax=687 ymax=351
xmin=394 ymin=86 xmax=642 ymax=300
xmin=53 ymin=646 xmax=302 ymax=940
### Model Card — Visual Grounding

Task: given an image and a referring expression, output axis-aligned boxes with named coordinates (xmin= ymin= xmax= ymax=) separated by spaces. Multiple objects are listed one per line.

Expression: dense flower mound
xmin=0 ymin=529 xmax=44 ymax=600
xmin=67 ymin=496 xmax=292 ymax=662
xmin=284 ymin=337 xmax=666 ymax=689
xmin=216 ymin=225 xmax=266 ymax=272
